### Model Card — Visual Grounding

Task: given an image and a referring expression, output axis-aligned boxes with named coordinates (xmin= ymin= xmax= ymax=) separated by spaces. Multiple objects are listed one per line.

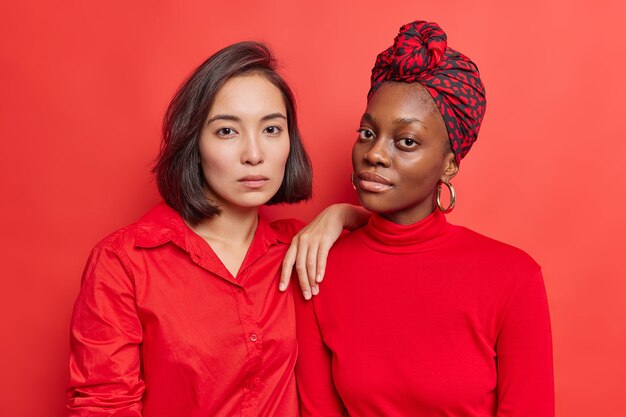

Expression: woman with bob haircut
xmin=295 ymin=21 xmax=554 ymax=417
xmin=67 ymin=41 xmax=368 ymax=417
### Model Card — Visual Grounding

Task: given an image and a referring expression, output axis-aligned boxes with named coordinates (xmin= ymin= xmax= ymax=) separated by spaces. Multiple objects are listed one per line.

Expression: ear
xmin=440 ymin=152 xmax=459 ymax=183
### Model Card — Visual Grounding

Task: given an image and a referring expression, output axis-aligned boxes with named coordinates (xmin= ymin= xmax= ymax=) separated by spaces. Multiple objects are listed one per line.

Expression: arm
xmin=496 ymin=268 xmax=554 ymax=417
xmin=279 ymin=203 xmax=370 ymax=299
xmin=67 ymin=244 xmax=144 ymax=416
xmin=294 ymin=295 xmax=347 ymax=416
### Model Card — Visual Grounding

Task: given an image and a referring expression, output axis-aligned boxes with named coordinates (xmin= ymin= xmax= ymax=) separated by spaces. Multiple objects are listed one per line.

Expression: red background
xmin=1 ymin=1 xmax=625 ymax=416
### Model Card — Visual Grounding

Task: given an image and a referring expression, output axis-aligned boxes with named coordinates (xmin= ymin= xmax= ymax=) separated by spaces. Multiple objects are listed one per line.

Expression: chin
xmin=357 ymin=193 xmax=393 ymax=214
xmin=238 ymin=196 xmax=274 ymax=208
xmin=243 ymin=190 xmax=282 ymax=207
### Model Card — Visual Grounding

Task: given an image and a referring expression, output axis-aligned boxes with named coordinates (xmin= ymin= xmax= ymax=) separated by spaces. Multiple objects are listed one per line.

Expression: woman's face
xmin=352 ymin=82 xmax=458 ymax=225
xmin=199 ymin=73 xmax=290 ymax=212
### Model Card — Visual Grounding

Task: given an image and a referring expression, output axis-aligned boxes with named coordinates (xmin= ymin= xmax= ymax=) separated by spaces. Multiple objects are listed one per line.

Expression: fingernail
xmin=279 ymin=282 xmax=287 ymax=291
xmin=311 ymin=286 xmax=319 ymax=296
xmin=316 ymin=273 xmax=323 ymax=283
xmin=303 ymin=290 xmax=311 ymax=300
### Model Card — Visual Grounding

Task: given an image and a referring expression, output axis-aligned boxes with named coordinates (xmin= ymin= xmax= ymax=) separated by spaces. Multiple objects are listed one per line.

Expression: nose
xmin=241 ymin=133 xmax=264 ymax=166
xmin=363 ymin=138 xmax=391 ymax=167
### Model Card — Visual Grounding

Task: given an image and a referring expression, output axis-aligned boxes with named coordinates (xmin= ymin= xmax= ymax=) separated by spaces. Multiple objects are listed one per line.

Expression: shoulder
xmin=453 ymin=225 xmax=541 ymax=274
xmin=91 ymin=225 xmax=137 ymax=254
xmin=319 ymin=226 xmax=371 ymax=268
xmin=268 ymin=218 xmax=306 ymax=242
xmin=449 ymin=226 xmax=548 ymax=313
xmin=333 ymin=225 xmax=369 ymax=250
xmin=90 ymin=203 xmax=174 ymax=256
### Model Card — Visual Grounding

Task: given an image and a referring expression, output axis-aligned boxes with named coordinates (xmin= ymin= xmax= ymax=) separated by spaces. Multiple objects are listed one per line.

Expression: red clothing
xmin=295 ymin=209 xmax=554 ymax=417
xmin=68 ymin=203 xmax=302 ymax=417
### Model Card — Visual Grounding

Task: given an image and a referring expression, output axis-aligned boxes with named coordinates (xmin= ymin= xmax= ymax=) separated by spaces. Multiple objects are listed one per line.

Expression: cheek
xmin=270 ymin=138 xmax=291 ymax=173
xmin=351 ymin=144 xmax=361 ymax=169
xmin=398 ymin=157 xmax=442 ymax=189
xmin=199 ymin=142 xmax=234 ymax=177
xmin=280 ymin=140 xmax=291 ymax=164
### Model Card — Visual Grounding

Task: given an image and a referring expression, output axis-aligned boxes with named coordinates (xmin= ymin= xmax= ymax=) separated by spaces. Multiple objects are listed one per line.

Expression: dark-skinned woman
xmin=295 ymin=21 xmax=554 ymax=417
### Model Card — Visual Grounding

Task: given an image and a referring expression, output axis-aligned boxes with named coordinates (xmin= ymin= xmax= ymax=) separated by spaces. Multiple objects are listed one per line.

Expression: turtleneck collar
xmin=361 ymin=209 xmax=458 ymax=254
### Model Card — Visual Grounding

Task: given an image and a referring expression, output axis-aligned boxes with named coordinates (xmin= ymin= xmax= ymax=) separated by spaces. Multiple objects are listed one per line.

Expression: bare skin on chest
xmin=193 ymin=210 xmax=257 ymax=277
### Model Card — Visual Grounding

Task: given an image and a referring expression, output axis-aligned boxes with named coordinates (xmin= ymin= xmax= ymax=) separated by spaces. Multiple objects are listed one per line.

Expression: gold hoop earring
xmin=351 ymin=172 xmax=357 ymax=190
xmin=436 ymin=181 xmax=456 ymax=213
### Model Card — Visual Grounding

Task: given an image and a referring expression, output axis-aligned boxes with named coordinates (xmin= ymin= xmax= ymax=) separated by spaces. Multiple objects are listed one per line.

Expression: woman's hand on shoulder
xmin=279 ymin=203 xmax=370 ymax=299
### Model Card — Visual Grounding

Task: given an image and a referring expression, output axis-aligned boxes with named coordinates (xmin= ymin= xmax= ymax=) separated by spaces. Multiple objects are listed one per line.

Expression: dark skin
xmin=353 ymin=82 xmax=458 ymax=225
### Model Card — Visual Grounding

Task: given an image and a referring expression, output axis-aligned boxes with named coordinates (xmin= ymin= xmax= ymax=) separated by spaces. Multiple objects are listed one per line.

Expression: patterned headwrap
xmin=369 ymin=21 xmax=486 ymax=163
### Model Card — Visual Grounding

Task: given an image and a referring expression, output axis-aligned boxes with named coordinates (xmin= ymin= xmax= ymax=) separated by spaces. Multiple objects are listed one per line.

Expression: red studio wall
xmin=1 ymin=1 xmax=625 ymax=416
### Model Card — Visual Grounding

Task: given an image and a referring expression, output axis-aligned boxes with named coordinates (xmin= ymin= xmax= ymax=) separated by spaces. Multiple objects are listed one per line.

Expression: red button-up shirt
xmin=67 ymin=203 xmax=302 ymax=417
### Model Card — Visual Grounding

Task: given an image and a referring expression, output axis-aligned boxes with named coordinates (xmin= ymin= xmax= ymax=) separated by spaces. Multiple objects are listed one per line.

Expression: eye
xmin=356 ymin=128 xmax=375 ymax=141
xmin=263 ymin=125 xmax=283 ymax=136
xmin=216 ymin=127 xmax=237 ymax=137
xmin=395 ymin=138 xmax=419 ymax=151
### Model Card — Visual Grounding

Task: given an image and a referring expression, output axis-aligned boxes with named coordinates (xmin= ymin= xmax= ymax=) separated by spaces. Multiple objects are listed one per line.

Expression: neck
xmin=192 ymin=205 xmax=259 ymax=245
xmin=381 ymin=200 xmax=437 ymax=225
xmin=190 ymin=205 xmax=260 ymax=278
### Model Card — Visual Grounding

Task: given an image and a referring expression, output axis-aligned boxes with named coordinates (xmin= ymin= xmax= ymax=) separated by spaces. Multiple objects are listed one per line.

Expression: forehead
xmin=208 ymin=73 xmax=286 ymax=116
xmin=366 ymin=82 xmax=438 ymax=120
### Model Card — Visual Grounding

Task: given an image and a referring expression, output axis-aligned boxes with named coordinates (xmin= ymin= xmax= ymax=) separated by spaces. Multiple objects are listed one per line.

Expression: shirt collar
xmin=134 ymin=202 xmax=187 ymax=248
xmin=361 ymin=208 xmax=457 ymax=253
xmin=134 ymin=202 xmax=283 ymax=252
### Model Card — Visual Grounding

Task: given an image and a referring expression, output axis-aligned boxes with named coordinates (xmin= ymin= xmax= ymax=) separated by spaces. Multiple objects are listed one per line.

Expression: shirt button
xmin=236 ymin=287 xmax=243 ymax=293
xmin=250 ymin=334 xmax=258 ymax=342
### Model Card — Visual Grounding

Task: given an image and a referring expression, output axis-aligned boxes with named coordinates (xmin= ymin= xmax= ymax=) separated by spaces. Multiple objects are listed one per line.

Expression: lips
xmin=238 ymin=175 xmax=269 ymax=189
xmin=356 ymin=171 xmax=393 ymax=192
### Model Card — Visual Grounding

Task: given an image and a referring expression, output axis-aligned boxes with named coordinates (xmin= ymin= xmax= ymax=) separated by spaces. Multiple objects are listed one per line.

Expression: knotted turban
xmin=369 ymin=21 xmax=487 ymax=163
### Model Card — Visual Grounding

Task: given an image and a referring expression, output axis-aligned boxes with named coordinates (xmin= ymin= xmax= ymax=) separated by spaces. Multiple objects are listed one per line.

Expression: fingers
xmin=305 ymin=241 xmax=320 ymax=293
xmin=296 ymin=233 xmax=322 ymax=299
xmin=315 ymin=239 xmax=332 ymax=284
xmin=278 ymin=206 xmax=349 ymax=300
xmin=295 ymin=239 xmax=313 ymax=300
xmin=279 ymin=243 xmax=297 ymax=292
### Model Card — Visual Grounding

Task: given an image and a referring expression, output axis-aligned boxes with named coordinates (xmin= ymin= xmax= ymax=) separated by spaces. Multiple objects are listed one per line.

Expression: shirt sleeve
xmin=294 ymin=295 xmax=347 ymax=417
xmin=67 ymin=243 xmax=144 ymax=416
xmin=496 ymin=268 xmax=555 ymax=417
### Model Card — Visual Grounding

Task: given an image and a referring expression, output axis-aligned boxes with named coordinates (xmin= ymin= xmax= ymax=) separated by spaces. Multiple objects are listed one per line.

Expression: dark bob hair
xmin=153 ymin=41 xmax=312 ymax=225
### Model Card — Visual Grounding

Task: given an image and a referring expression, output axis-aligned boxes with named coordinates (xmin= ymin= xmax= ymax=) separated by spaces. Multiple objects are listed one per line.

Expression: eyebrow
xmin=393 ymin=116 xmax=425 ymax=127
xmin=361 ymin=113 xmax=426 ymax=129
xmin=261 ymin=112 xmax=287 ymax=122
xmin=362 ymin=113 xmax=375 ymax=123
xmin=206 ymin=112 xmax=287 ymax=125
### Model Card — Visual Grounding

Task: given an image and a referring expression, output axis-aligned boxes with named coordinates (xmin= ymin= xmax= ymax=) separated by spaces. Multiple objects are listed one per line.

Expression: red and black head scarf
xmin=369 ymin=21 xmax=486 ymax=164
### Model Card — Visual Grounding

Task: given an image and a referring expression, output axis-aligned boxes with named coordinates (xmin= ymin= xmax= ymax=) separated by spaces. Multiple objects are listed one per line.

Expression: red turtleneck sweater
xmin=295 ymin=209 xmax=554 ymax=417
